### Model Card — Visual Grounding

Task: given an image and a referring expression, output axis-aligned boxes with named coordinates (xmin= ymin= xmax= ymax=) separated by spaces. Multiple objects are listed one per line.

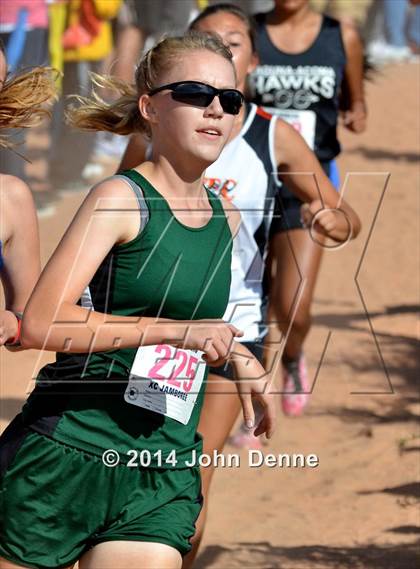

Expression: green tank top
xmin=23 ymin=170 xmax=233 ymax=467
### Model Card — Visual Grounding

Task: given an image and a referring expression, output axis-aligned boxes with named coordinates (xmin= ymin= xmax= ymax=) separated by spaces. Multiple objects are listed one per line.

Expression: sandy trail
xmin=1 ymin=63 xmax=419 ymax=569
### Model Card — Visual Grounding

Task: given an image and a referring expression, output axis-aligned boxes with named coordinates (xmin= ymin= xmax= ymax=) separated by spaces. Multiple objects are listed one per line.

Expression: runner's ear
xmin=139 ymin=94 xmax=158 ymax=125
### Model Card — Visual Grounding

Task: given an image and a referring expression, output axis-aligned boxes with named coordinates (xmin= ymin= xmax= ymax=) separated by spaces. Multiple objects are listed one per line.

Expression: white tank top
xmin=205 ymin=104 xmax=280 ymax=341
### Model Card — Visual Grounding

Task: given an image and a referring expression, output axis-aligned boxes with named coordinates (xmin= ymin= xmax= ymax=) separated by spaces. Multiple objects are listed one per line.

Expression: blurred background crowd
xmin=0 ymin=0 xmax=419 ymax=216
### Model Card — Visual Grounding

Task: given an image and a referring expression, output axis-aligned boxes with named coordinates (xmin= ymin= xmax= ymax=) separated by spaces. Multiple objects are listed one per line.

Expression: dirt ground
xmin=1 ymin=62 xmax=419 ymax=568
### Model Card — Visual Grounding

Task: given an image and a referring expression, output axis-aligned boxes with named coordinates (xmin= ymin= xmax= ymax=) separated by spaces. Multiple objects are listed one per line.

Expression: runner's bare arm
xmin=21 ymin=178 xmax=241 ymax=358
xmin=275 ymin=120 xmax=361 ymax=240
xmin=340 ymin=22 xmax=367 ymax=133
xmin=118 ymin=133 xmax=148 ymax=172
xmin=21 ymin=178 xmax=145 ymax=351
xmin=229 ymin=341 xmax=276 ymax=439
xmin=0 ymin=176 xmax=40 ymax=347
xmin=0 ymin=176 xmax=40 ymax=310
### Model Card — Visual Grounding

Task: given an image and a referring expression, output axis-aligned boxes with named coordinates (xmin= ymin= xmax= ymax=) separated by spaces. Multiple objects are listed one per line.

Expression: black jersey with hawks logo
xmin=251 ymin=14 xmax=346 ymax=162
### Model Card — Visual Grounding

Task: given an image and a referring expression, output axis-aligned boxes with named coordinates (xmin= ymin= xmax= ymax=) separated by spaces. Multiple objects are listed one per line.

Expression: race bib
xmin=124 ymin=345 xmax=206 ymax=425
xmin=266 ymin=107 xmax=317 ymax=150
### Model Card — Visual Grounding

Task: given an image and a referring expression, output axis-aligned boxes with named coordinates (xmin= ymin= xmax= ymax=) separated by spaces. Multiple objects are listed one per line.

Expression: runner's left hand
xmin=232 ymin=353 xmax=276 ymax=439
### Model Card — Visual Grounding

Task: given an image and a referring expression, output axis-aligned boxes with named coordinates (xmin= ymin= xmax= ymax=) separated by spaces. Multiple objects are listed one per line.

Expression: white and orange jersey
xmin=205 ymin=103 xmax=281 ymax=342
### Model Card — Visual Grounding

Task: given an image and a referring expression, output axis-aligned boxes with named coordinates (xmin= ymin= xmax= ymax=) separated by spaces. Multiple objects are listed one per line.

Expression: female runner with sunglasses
xmin=0 ymin=45 xmax=56 ymax=350
xmin=251 ymin=0 xmax=367 ymax=416
xmin=120 ymin=5 xmax=361 ymax=566
xmin=0 ymin=32 xmax=276 ymax=569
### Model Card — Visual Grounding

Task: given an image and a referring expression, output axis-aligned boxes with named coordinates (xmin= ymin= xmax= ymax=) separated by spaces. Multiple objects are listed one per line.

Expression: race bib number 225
xmin=124 ymin=345 xmax=206 ymax=425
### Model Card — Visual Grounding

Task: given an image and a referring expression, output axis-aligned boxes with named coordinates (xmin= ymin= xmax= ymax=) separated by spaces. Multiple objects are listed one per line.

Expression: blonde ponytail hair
xmin=67 ymin=31 xmax=234 ymax=137
xmin=0 ymin=67 xmax=59 ymax=149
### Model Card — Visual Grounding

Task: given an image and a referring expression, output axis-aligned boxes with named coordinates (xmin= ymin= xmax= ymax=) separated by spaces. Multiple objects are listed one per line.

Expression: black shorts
xmin=270 ymin=160 xmax=338 ymax=234
xmin=208 ymin=341 xmax=265 ymax=381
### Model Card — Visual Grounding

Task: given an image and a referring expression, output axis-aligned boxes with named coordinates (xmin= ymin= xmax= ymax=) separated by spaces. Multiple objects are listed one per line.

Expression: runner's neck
xmin=267 ymin=5 xmax=315 ymax=28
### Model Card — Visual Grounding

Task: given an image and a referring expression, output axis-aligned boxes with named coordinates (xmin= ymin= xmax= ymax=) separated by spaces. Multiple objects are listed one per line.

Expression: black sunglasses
xmin=148 ymin=81 xmax=244 ymax=115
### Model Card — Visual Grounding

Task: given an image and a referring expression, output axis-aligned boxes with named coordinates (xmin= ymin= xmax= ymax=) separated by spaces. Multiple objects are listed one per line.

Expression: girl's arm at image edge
xmin=0 ymin=176 xmax=41 ymax=311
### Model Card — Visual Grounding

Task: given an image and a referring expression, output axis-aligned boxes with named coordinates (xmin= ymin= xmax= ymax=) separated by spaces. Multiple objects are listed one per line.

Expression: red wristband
xmin=5 ymin=312 xmax=23 ymax=347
